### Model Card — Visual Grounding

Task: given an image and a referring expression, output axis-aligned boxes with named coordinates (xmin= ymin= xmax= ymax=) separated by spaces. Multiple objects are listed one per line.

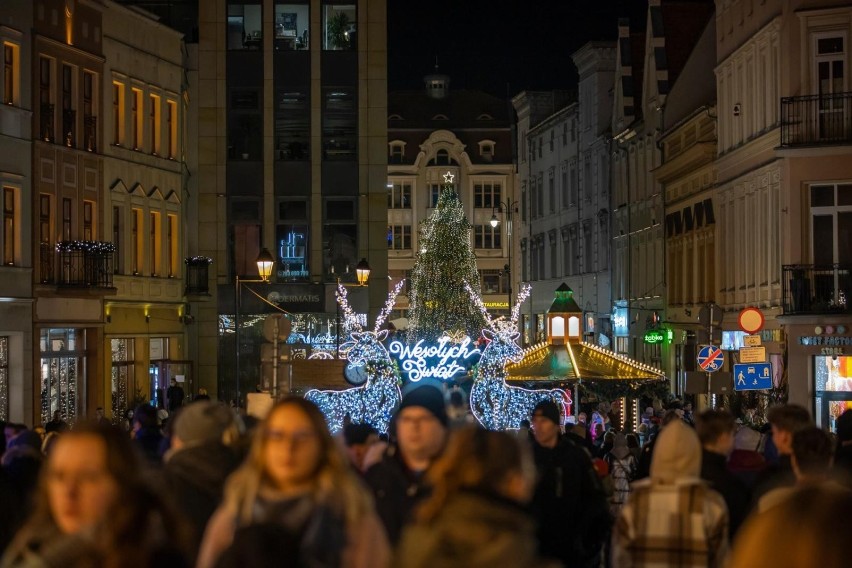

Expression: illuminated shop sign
xmin=644 ymin=329 xmax=672 ymax=344
xmin=389 ymin=336 xmax=481 ymax=382
xmin=612 ymin=307 xmax=629 ymax=336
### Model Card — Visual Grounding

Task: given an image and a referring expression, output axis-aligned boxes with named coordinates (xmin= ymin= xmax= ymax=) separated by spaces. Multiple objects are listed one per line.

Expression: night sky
xmin=387 ymin=0 xmax=649 ymax=97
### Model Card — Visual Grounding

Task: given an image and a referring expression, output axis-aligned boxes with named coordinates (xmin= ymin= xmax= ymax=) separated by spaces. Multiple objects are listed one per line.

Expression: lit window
xmin=131 ymin=88 xmax=143 ymax=150
xmin=473 ymin=182 xmax=502 ymax=209
xmin=474 ymin=225 xmax=502 ymax=249
xmin=112 ymin=81 xmax=124 ymax=145
xmin=387 ymin=182 xmax=411 ymax=209
xmin=387 ymin=225 xmax=411 ymax=250
xmin=3 ymin=42 xmax=18 ymax=106
xmin=167 ymin=100 xmax=177 ymax=159
xmin=132 ymin=208 xmax=142 ymax=274
xmin=167 ymin=214 xmax=178 ymax=277
xmin=83 ymin=200 xmax=94 ymax=240
xmin=150 ymin=211 xmax=161 ymax=276
xmin=322 ymin=4 xmax=356 ymax=51
xmin=149 ymin=94 xmax=161 ymax=155
xmin=62 ymin=198 xmax=72 ymax=241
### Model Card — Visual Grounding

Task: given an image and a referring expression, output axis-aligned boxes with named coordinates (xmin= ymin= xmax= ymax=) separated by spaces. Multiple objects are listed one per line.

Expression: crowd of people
xmin=2 ymin=388 xmax=852 ymax=567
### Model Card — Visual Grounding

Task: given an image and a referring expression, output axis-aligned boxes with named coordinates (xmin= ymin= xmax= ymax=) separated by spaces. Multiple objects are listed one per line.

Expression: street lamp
xmin=489 ymin=200 xmax=519 ymax=312
xmin=336 ymin=257 xmax=371 ymax=357
xmin=234 ymin=248 xmax=275 ymax=407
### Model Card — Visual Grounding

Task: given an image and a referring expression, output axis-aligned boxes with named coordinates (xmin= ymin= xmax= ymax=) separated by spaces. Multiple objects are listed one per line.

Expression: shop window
xmin=479 ymin=269 xmax=508 ymax=294
xmin=227 ymin=2 xmax=263 ymax=50
xmin=323 ymin=4 xmax=356 ymax=51
xmin=39 ymin=328 xmax=85 ymax=426
xmin=275 ymin=3 xmax=309 ymax=51
xmin=110 ymin=338 xmax=134 ymax=424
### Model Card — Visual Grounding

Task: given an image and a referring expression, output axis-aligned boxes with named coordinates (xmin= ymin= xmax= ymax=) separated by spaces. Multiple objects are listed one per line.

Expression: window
xmin=227 ymin=2 xmax=263 ymax=51
xmin=167 ymin=100 xmax=177 ymax=159
xmin=814 ymin=33 xmax=847 ymax=140
xmin=548 ymin=172 xmax=555 ymax=213
xmin=39 ymin=57 xmax=53 ymax=142
xmin=149 ymin=94 xmax=160 ymax=155
xmin=562 ymin=123 xmax=568 ymax=146
xmin=529 ymin=178 xmax=537 ymax=218
xmin=478 ymin=141 xmax=494 ymax=161
xmin=39 ymin=195 xmax=51 ymax=244
xmin=810 ymin=183 xmax=852 ymax=267
xmin=387 ymin=225 xmax=411 ymax=250
xmin=389 ymin=142 xmax=404 ymax=164
xmin=387 ymin=182 xmax=411 ymax=209
xmin=62 ymin=198 xmax=72 ymax=241
xmin=474 ymin=225 xmax=501 ymax=249
xmin=429 ymin=183 xmax=440 ymax=208
xmin=322 ymin=88 xmax=355 ymax=160
xmin=537 ymin=175 xmax=544 ymax=217
xmin=61 ymin=64 xmax=74 ymax=147
xmin=435 ymin=149 xmax=450 ymax=166
xmin=150 ymin=211 xmax=161 ymax=276
xmin=570 ymin=163 xmax=578 ymax=204
xmin=479 ymin=269 xmax=508 ymax=294
xmin=323 ymin=199 xmax=357 ymax=279
xmin=167 ymin=214 xmax=178 ymax=277
xmin=112 ymin=82 xmax=124 ymax=145
xmin=583 ymin=222 xmax=593 ymax=272
xmin=39 ymin=328 xmax=85 ymax=426
xmin=550 ymin=131 xmax=554 ymax=151
xmin=322 ymin=4 xmax=356 ymax=51
xmin=131 ymin=87 xmax=142 ymax=149
xmin=132 ymin=208 xmax=142 ymax=274
xmin=3 ymin=42 xmax=17 ymax=105
xmin=3 ymin=187 xmax=15 ymax=265
xmin=538 ymin=138 xmax=542 ymax=158
xmin=112 ymin=206 xmax=122 ymax=274
xmin=110 ymin=338 xmax=134 ymax=423
xmin=474 ymin=182 xmax=501 ymax=209
xmin=275 ymin=89 xmax=309 ymax=160
xmin=274 ymin=3 xmax=310 ymax=51
xmin=83 ymin=71 xmax=95 ymax=151
xmin=561 ymin=167 xmax=569 ymax=206
xmin=82 ymin=201 xmax=94 ymax=241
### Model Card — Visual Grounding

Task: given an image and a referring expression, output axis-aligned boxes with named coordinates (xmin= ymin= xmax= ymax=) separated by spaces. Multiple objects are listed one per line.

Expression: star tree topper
xmin=442 ymin=171 xmax=455 ymax=183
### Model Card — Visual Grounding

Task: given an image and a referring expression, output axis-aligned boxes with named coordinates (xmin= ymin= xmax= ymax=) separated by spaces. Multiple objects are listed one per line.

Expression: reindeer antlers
xmin=511 ymin=283 xmax=531 ymax=327
xmin=463 ymin=280 xmax=493 ymax=329
xmin=464 ymin=280 xmax=531 ymax=334
xmin=336 ymin=283 xmax=363 ymax=333
xmin=375 ymin=279 xmax=406 ymax=332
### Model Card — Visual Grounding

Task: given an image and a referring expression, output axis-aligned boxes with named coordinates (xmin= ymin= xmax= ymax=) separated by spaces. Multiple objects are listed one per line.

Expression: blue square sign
xmin=733 ymin=363 xmax=772 ymax=391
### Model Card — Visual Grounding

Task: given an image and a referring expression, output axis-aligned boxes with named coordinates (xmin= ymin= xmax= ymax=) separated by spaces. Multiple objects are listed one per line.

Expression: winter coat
xmin=395 ymin=489 xmax=560 ymax=568
xmin=605 ymin=436 xmax=637 ymax=516
xmin=613 ymin=421 xmax=729 ymax=568
xmin=532 ymin=436 xmax=611 ymax=568
xmin=163 ymin=442 xmax=243 ymax=553
xmin=700 ymin=449 xmax=750 ymax=538
xmin=363 ymin=445 xmax=431 ymax=545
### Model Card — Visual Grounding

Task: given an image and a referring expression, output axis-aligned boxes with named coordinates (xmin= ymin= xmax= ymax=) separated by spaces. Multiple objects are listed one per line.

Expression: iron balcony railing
xmin=48 ymin=241 xmax=115 ymax=288
xmin=782 ymin=264 xmax=851 ymax=315
xmin=781 ymin=92 xmax=852 ymax=147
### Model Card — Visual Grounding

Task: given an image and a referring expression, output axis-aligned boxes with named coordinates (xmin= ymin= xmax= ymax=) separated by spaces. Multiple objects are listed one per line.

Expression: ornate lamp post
xmin=490 ymin=200 xmax=519 ymax=312
xmin=234 ymin=248 xmax=275 ymax=406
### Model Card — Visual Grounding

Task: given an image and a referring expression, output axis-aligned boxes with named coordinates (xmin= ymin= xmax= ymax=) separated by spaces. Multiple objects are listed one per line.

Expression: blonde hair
xmin=416 ymin=425 xmax=533 ymax=522
xmin=222 ymin=397 xmax=373 ymax=526
xmin=729 ymin=485 xmax=852 ymax=568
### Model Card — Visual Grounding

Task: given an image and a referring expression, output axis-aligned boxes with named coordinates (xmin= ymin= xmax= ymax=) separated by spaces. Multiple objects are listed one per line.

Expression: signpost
xmin=738 ymin=307 xmax=765 ymax=334
xmin=734 ymin=362 xmax=773 ymax=391
xmin=697 ymin=345 xmax=724 ymax=372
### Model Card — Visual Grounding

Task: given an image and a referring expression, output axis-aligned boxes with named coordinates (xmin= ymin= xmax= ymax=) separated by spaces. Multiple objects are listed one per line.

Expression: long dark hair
xmin=9 ymin=422 xmax=190 ymax=568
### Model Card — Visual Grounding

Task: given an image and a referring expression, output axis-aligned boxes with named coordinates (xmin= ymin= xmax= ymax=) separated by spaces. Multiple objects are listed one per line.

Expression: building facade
xmin=189 ymin=0 xmax=387 ymax=402
xmin=386 ymin=71 xmax=515 ymax=320
xmin=513 ymin=42 xmax=615 ymax=347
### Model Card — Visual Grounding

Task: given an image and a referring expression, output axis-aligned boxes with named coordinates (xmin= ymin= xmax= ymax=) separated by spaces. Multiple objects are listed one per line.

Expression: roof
xmin=388 ymin=89 xmax=511 ymax=129
xmin=505 ymin=341 xmax=666 ymax=384
xmin=658 ymin=0 xmax=715 ymax=93
xmin=548 ymin=283 xmax=582 ymax=314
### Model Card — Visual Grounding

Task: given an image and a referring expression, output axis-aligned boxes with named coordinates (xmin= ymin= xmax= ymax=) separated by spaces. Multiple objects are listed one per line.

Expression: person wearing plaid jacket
xmin=612 ymin=419 xmax=729 ymax=568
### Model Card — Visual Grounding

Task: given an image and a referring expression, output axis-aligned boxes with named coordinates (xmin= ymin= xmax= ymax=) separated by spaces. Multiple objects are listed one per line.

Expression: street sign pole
xmin=708 ymin=305 xmax=715 ymax=407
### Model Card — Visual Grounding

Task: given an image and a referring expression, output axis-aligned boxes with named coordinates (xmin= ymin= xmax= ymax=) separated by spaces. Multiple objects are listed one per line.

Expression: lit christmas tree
xmin=408 ymin=172 xmax=487 ymax=341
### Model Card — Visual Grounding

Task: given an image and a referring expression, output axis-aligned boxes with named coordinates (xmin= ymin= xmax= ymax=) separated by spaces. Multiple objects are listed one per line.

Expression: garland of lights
xmin=408 ymin=173 xmax=487 ymax=341
xmin=304 ymin=283 xmax=404 ymax=434
xmin=56 ymin=240 xmax=116 ymax=253
xmin=185 ymin=256 xmax=213 ymax=266
xmin=578 ymin=378 xmax=671 ymax=403
xmin=464 ymin=282 xmax=572 ymax=430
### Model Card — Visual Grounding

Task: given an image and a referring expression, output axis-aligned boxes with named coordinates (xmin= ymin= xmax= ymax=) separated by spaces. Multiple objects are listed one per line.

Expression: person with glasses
xmin=196 ymin=397 xmax=390 ymax=568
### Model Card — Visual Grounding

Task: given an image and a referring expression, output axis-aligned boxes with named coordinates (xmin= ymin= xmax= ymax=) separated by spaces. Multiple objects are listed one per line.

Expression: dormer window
xmin=432 ymin=114 xmax=448 ymax=121
xmin=389 ymin=140 xmax=405 ymax=164
xmin=435 ymin=149 xmax=450 ymax=165
xmin=477 ymin=113 xmax=493 ymax=121
xmin=388 ymin=113 xmax=403 ymax=121
xmin=478 ymin=140 xmax=495 ymax=162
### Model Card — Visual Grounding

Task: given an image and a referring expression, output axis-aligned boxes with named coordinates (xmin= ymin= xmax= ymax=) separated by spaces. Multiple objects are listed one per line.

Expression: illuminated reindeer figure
xmin=304 ymin=281 xmax=404 ymax=434
xmin=465 ymin=282 xmax=570 ymax=431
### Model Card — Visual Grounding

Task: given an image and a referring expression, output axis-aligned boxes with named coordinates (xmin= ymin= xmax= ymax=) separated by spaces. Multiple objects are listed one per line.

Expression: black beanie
xmin=532 ymin=400 xmax=561 ymax=425
xmin=398 ymin=386 xmax=448 ymax=427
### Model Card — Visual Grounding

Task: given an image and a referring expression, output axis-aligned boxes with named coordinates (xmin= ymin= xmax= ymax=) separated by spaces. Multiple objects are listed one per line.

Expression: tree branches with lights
xmin=408 ymin=172 xmax=488 ymax=341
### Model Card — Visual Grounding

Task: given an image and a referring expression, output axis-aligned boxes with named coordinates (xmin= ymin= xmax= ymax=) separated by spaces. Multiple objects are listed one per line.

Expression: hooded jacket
xmin=613 ymin=421 xmax=729 ymax=568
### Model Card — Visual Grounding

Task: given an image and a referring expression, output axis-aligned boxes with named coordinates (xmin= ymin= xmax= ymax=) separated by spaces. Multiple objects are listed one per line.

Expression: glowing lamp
xmin=256 ymin=248 xmax=274 ymax=282
xmin=356 ymin=258 xmax=371 ymax=286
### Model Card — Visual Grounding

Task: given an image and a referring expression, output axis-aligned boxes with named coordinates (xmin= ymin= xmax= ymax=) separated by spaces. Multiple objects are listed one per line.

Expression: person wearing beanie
xmin=364 ymin=385 xmax=449 ymax=545
xmin=530 ymin=399 xmax=610 ymax=568
xmin=163 ymin=401 xmax=244 ymax=558
xmin=613 ymin=419 xmax=730 ymax=567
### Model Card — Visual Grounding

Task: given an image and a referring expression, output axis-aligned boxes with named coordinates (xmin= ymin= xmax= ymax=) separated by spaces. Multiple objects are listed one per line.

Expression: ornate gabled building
xmin=387 ymin=71 xmax=515 ymax=320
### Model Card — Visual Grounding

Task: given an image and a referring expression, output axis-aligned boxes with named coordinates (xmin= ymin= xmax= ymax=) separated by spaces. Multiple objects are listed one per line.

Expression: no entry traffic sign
xmin=738 ymin=307 xmax=765 ymax=334
xmin=697 ymin=344 xmax=724 ymax=373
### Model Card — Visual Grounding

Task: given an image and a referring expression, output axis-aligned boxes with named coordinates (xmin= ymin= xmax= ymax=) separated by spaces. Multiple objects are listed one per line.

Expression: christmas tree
xmin=408 ymin=172 xmax=487 ymax=341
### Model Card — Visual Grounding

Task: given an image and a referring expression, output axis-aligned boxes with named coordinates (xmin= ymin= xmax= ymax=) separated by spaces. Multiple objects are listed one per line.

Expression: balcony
xmin=184 ymin=256 xmax=212 ymax=296
xmin=41 ymin=241 xmax=115 ymax=288
xmin=782 ymin=264 xmax=851 ymax=315
xmin=781 ymin=92 xmax=852 ymax=147
xmin=40 ymin=103 xmax=54 ymax=142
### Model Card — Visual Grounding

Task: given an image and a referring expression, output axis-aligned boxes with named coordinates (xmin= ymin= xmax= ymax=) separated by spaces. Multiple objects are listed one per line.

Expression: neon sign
xmin=389 ymin=336 xmax=481 ymax=382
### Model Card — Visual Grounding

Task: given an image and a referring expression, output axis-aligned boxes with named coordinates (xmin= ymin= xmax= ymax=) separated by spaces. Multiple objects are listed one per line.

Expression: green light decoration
xmin=408 ymin=172 xmax=488 ymax=341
